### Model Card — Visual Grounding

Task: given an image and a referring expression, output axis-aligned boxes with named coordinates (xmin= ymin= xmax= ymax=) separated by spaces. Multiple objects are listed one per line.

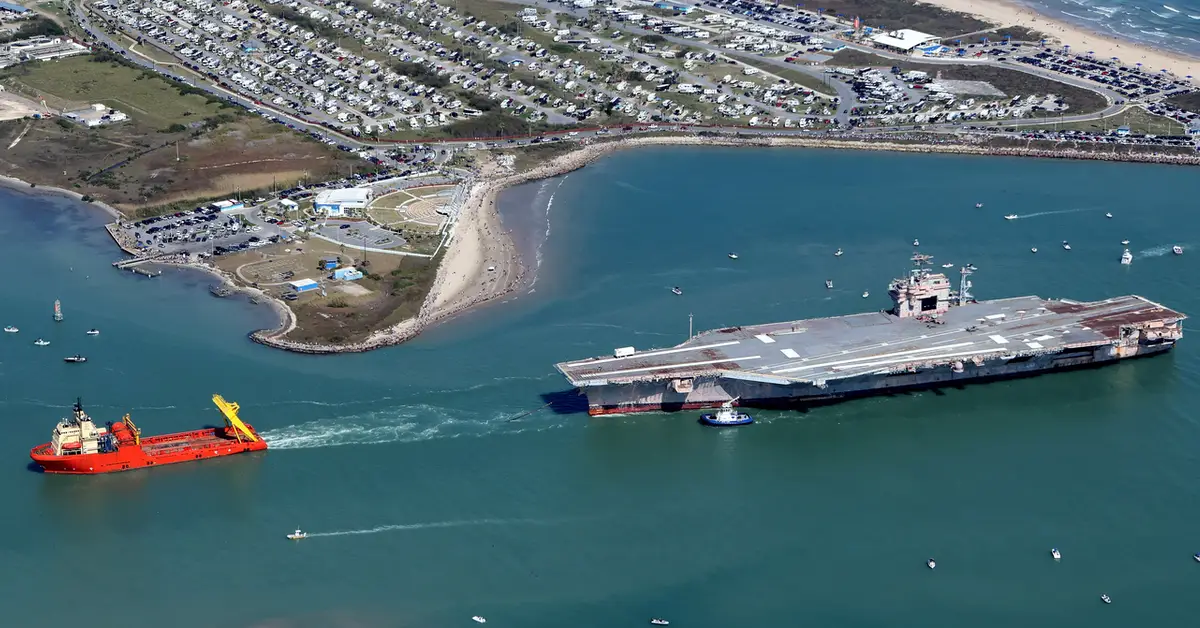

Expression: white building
xmin=314 ymin=187 xmax=373 ymax=216
xmin=63 ymin=103 xmax=128 ymax=127
xmin=870 ymin=29 xmax=940 ymax=54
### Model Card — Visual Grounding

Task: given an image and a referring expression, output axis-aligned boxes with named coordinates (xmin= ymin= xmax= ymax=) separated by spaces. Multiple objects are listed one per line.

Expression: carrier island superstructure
xmin=555 ymin=255 xmax=1186 ymax=416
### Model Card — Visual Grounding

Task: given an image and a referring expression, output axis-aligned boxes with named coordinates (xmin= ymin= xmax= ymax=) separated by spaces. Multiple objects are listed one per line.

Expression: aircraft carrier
xmin=554 ymin=255 xmax=1186 ymax=415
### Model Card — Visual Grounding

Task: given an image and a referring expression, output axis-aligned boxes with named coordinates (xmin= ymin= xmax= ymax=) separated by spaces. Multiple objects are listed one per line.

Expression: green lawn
xmin=1017 ymin=106 xmax=1186 ymax=135
xmin=1 ymin=56 xmax=224 ymax=126
xmin=731 ymin=54 xmax=836 ymax=96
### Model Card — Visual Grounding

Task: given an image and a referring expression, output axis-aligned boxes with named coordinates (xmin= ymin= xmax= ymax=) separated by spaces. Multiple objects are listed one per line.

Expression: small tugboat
xmin=63 ymin=355 xmax=87 ymax=364
xmin=472 ymin=617 xmax=487 ymax=624
xmin=1100 ymin=594 xmax=1111 ymax=604
xmin=34 ymin=338 xmax=49 ymax=346
xmin=862 ymin=291 xmax=869 ymax=298
xmin=650 ymin=620 xmax=670 ymax=626
xmin=1004 ymin=214 xmax=1018 ymax=220
xmin=699 ymin=398 xmax=753 ymax=427
xmin=671 ymin=287 xmax=682 ymax=296
xmin=825 ymin=279 xmax=833 ymax=289
xmin=1174 ymin=245 xmax=1184 ymax=255
xmin=1063 ymin=241 xmax=1072 ymax=251
xmin=834 ymin=248 xmax=843 ymax=257
xmin=86 ymin=329 xmax=100 ymax=336
xmin=1120 ymin=249 xmax=1133 ymax=265
xmin=3 ymin=326 xmax=17 ymax=333
xmin=926 ymin=558 xmax=936 ymax=570
xmin=1051 ymin=548 xmax=1061 ymax=560
xmin=727 ymin=252 xmax=738 ymax=260
xmin=286 ymin=529 xmax=307 ymax=540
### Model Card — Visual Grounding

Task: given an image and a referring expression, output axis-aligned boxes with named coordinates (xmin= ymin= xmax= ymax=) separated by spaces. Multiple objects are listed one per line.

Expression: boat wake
xmin=304 ymin=517 xmax=567 ymax=538
xmin=1013 ymin=207 xmax=1100 ymax=219
xmin=1137 ymin=244 xmax=1178 ymax=258
xmin=259 ymin=404 xmax=565 ymax=450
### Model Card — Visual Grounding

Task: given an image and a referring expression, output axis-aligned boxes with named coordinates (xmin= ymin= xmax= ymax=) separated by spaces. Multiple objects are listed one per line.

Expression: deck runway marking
xmin=989 ymin=335 xmax=1009 ymax=344
xmin=1026 ymin=342 xmax=1044 ymax=349
xmin=755 ymin=334 xmax=776 ymax=344
xmin=780 ymin=348 xmax=800 ymax=359
xmin=772 ymin=342 xmax=976 ymax=374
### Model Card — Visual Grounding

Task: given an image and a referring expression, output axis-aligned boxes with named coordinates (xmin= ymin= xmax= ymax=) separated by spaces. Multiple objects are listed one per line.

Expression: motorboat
xmin=286 ymin=529 xmax=307 ymax=540
xmin=1174 ymin=245 xmax=1184 ymax=255
xmin=671 ymin=287 xmax=682 ymax=296
xmin=1193 ymin=553 xmax=1200 ymax=562
xmin=825 ymin=279 xmax=833 ymax=289
xmin=1004 ymin=214 xmax=1018 ymax=220
xmin=1105 ymin=212 xmax=1113 ymax=218
xmin=942 ymin=263 xmax=954 ymax=268
xmin=1120 ymin=249 xmax=1132 ymax=265
xmin=975 ymin=202 xmax=983 ymax=208
xmin=33 ymin=339 xmax=49 ymax=346
xmin=650 ymin=620 xmax=670 ymax=626
xmin=63 ymin=355 xmax=87 ymax=363
xmin=3 ymin=326 xmax=17 ymax=333
xmin=1100 ymin=594 xmax=1111 ymax=604
xmin=472 ymin=617 xmax=487 ymax=624
xmin=1051 ymin=548 xmax=1061 ymax=560
xmin=1062 ymin=241 xmax=1071 ymax=251
xmin=927 ymin=558 xmax=936 ymax=569
xmin=862 ymin=291 xmax=869 ymax=298
xmin=834 ymin=248 xmax=843 ymax=257
xmin=1031 ymin=248 xmax=1038 ymax=253
xmin=699 ymin=398 xmax=754 ymax=427
xmin=1121 ymin=240 xmax=1130 ymax=245
xmin=86 ymin=329 xmax=99 ymax=336
xmin=912 ymin=239 xmax=920 ymax=246
xmin=728 ymin=253 xmax=738 ymax=260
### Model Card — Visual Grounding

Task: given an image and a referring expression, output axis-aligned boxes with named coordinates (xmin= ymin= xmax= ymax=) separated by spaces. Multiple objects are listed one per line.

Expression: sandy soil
xmin=0 ymin=92 xmax=43 ymax=121
xmin=917 ymin=0 xmax=1200 ymax=84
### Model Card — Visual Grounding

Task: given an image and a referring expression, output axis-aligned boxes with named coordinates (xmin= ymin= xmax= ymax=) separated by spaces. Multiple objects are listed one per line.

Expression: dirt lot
xmin=215 ymin=242 xmax=440 ymax=345
xmin=0 ymin=56 xmax=372 ymax=215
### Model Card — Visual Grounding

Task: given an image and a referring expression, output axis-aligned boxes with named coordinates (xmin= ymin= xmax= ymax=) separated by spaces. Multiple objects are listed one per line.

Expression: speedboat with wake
xmin=3 ymin=326 xmax=17 ymax=333
xmin=63 ymin=355 xmax=87 ymax=364
xmin=1004 ymin=214 xmax=1018 ymax=220
xmin=1121 ymin=249 xmax=1132 ymax=265
xmin=650 ymin=620 xmax=670 ymax=626
xmin=1051 ymin=548 xmax=1061 ymax=560
xmin=1174 ymin=245 xmax=1184 ymax=255
xmin=286 ymin=529 xmax=307 ymax=540
xmin=699 ymin=398 xmax=753 ymax=427
xmin=671 ymin=287 xmax=682 ymax=296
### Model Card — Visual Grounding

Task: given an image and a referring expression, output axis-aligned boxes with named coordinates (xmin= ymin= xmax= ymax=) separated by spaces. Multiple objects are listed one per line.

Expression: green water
xmin=2 ymin=149 xmax=1198 ymax=627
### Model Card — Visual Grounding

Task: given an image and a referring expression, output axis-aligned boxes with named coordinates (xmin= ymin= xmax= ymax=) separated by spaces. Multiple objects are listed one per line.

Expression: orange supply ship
xmin=30 ymin=395 xmax=267 ymax=474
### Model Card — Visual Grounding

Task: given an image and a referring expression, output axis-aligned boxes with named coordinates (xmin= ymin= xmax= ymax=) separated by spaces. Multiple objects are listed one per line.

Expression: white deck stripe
xmin=989 ymin=334 xmax=1009 ymax=344
xmin=830 ymin=348 xmax=1009 ymax=375
xmin=566 ymin=340 xmax=741 ymax=366
xmin=594 ymin=356 xmax=763 ymax=378
xmin=1026 ymin=342 xmax=1044 ymax=349
xmin=772 ymin=342 xmax=976 ymax=374
xmin=780 ymin=348 xmax=800 ymax=359
xmin=755 ymin=334 xmax=776 ymax=344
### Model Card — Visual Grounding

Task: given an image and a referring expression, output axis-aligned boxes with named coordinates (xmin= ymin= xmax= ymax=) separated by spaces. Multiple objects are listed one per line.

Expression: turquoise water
xmin=2 ymin=149 xmax=1199 ymax=627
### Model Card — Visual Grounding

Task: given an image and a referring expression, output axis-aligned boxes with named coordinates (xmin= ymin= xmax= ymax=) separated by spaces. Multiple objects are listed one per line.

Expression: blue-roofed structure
xmin=0 ymin=2 xmax=30 ymax=13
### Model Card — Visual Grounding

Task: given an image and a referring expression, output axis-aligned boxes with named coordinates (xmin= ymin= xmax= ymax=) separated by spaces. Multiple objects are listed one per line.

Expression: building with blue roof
xmin=0 ymin=2 xmax=29 ymax=14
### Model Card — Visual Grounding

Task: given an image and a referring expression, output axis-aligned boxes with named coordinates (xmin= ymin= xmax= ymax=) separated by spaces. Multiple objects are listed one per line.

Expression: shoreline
xmin=0 ymin=174 xmax=123 ymax=220
xmin=916 ymin=0 xmax=1200 ymax=83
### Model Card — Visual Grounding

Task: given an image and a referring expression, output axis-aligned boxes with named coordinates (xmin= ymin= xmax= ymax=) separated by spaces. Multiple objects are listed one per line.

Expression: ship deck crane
xmin=211 ymin=395 xmax=258 ymax=443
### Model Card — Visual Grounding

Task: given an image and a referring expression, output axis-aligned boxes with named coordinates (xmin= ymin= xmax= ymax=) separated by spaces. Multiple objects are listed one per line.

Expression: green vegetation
xmin=959 ymin=27 xmax=1046 ymax=45
xmin=781 ymin=0 xmax=990 ymax=37
xmin=1016 ymin=106 xmax=1186 ymax=135
xmin=1165 ymin=90 xmax=1200 ymax=112
xmin=394 ymin=61 xmax=450 ymax=88
xmin=502 ymin=140 xmax=578 ymax=171
xmin=732 ymin=55 xmax=835 ymax=95
xmin=0 ymin=16 xmax=64 ymax=44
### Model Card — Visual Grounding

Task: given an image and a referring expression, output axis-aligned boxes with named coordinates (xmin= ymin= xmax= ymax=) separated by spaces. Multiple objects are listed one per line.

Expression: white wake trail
xmin=305 ymin=517 xmax=565 ymax=538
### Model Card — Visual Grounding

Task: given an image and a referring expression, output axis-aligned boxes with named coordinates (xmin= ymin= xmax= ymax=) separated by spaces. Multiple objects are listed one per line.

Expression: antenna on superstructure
xmin=957 ymin=264 xmax=977 ymax=305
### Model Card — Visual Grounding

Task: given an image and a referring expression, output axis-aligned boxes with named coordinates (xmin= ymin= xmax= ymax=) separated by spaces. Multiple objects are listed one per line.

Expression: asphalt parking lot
xmin=311 ymin=219 xmax=408 ymax=251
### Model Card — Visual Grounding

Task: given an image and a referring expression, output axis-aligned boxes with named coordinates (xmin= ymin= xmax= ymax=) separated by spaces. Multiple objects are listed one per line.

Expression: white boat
xmin=63 ymin=355 xmax=87 ymax=363
xmin=33 ymin=339 xmax=49 ymax=346
xmin=86 ymin=329 xmax=99 ymax=336
xmin=975 ymin=202 xmax=983 ymax=208
xmin=1004 ymin=214 xmax=1018 ymax=220
xmin=1101 ymin=594 xmax=1111 ymax=604
xmin=1031 ymin=248 xmax=1038 ymax=253
xmin=1193 ymin=553 xmax=1199 ymax=562
xmin=1120 ymin=249 xmax=1132 ymax=265
xmin=1063 ymin=241 xmax=1072 ymax=251
xmin=942 ymin=263 xmax=954 ymax=268
xmin=862 ymin=291 xmax=869 ymax=298
xmin=1173 ymin=245 xmax=1184 ymax=255
xmin=671 ymin=287 xmax=682 ymax=296
xmin=1051 ymin=548 xmax=1061 ymax=560
xmin=1105 ymin=212 xmax=1113 ymax=218
xmin=472 ymin=617 xmax=487 ymax=624
xmin=1121 ymin=240 xmax=1130 ymax=245
xmin=927 ymin=558 xmax=936 ymax=569
xmin=728 ymin=253 xmax=738 ymax=260
xmin=834 ymin=248 xmax=843 ymax=257
xmin=825 ymin=279 xmax=833 ymax=289
xmin=3 ymin=326 xmax=17 ymax=333
xmin=286 ymin=529 xmax=307 ymax=540
xmin=650 ymin=620 xmax=670 ymax=626
xmin=912 ymin=239 xmax=920 ymax=246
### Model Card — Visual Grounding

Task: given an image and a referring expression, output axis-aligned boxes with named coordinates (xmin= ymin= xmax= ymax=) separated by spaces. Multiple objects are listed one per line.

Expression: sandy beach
xmin=918 ymin=0 xmax=1200 ymax=83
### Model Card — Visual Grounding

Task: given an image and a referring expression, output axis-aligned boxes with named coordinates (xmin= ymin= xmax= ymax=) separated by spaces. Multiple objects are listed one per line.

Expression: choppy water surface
xmin=1 ymin=149 xmax=1198 ymax=628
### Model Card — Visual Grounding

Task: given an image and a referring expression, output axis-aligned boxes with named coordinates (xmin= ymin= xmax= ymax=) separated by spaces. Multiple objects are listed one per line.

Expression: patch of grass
xmin=0 ymin=16 xmax=64 ymax=43
xmin=504 ymin=140 xmax=577 ymax=171
xmin=781 ymin=0 xmax=991 ymax=37
xmin=1016 ymin=106 xmax=1186 ymax=135
xmin=958 ymin=27 xmax=1046 ymax=45
xmin=0 ymin=57 xmax=225 ymax=127
xmin=1164 ymin=90 xmax=1200 ymax=113
xmin=731 ymin=54 xmax=836 ymax=95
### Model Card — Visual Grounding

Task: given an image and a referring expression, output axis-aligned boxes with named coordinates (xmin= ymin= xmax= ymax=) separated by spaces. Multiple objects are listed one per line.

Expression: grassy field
xmin=1016 ymin=106 xmax=1187 ymax=135
xmin=0 ymin=56 xmax=225 ymax=127
xmin=780 ymin=0 xmax=991 ymax=37
xmin=1164 ymin=90 xmax=1200 ymax=112
xmin=732 ymin=54 xmax=837 ymax=95
xmin=957 ymin=27 xmax=1046 ymax=45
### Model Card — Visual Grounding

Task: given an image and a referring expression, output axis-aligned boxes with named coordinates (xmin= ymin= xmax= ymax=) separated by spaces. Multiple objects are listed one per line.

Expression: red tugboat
xmin=30 ymin=395 xmax=267 ymax=474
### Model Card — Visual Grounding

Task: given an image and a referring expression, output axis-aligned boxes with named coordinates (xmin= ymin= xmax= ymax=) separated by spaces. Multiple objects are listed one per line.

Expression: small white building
xmin=314 ymin=187 xmax=373 ymax=216
xmin=63 ymin=103 xmax=128 ymax=127
xmin=870 ymin=29 xmax=940 ymax=54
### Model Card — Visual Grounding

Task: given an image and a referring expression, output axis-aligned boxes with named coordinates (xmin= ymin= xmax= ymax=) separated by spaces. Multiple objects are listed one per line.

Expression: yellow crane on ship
xmin=211 ymin=394 xmax=259 ymax=442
